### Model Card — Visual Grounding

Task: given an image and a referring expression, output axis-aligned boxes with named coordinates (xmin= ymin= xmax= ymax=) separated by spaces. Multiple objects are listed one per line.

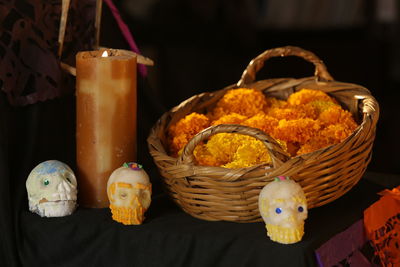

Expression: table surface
xmin=17 ymin=172 xmax=398 ymax=267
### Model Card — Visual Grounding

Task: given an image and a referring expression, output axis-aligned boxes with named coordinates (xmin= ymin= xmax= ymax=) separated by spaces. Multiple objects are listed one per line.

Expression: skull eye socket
xmin=43 ymin=179 xmax=50 ymax=186
xmin=275 ymin=207 xmax=282 ymax=214
xmin=298 ymin=206 xmax=304 ymax=212
xmin=64 ymin=173 xmax=73 ymax=184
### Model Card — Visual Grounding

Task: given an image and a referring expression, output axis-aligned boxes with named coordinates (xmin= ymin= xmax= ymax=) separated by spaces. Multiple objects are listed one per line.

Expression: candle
xmin=76 ymin=49 xmax=137 ymax=208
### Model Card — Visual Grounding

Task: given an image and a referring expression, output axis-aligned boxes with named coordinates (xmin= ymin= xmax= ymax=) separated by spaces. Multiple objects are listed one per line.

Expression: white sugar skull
xmin=107 ymin=162 xmax=152 ymax=225
xmin=26 ymin=160 xmax=78 ymax=217
xmin=258 ymin=176 xmax=308 ymax=244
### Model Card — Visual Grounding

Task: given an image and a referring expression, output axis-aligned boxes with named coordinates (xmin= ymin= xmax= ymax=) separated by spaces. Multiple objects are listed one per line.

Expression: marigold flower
xmin=266 ymin=97 xmax=287 ymax=109
xmin=267 ymin=104 xmax=317 ymax=120
xmin=306 ymin=100 xmax=339 ymax=115
xmin=297 ymin=123 xmax=357 ymax=155
xmin=212 ymin=88 xmax=267 ymax=118
xmin=318 ymin=105 xmax=358 ymax=129
xmin=274 ymin=119 xmax=321 ymax=143
xmin=193 ymin=144 xmax=222 ymax=167
xmin=223 ymin=140 xmax=271 ymax=169
xmin=296 ymin=138 xmax=331 ymax=155
xmin=287 ymin=89 xmax=336 ymax=106
xmin=211 ymin=113 xmax=247 ymax=126
xmin=168 ymin=88 xmax=359 ymax=169
xmin=205 ymin=133 xmax=250 ymax=164
xmin=168 ymin=112 xmax=210 ymax=156
xmin=322 ymin=123 xmax=357 ymax=141
xmin=241 ymin=113 xmax=279 ymax=135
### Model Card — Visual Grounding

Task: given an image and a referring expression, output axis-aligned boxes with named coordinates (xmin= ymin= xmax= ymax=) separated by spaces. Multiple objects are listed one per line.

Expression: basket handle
xmin=237 ymin=46 xmax=334 ymax=87
xmin=178 ymin=124 xmax=290 ymax=168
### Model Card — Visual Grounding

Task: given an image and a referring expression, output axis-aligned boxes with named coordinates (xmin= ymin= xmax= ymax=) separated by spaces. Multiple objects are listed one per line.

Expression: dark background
xmin=102 ymin=0 xmax=400 ymax=175
xmin=1 ymin=0 xmax=400 ymax=266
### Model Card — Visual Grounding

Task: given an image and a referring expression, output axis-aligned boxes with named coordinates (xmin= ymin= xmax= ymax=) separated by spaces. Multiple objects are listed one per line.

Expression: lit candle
xmin=76 ymin=49 xmax=137 ymax=208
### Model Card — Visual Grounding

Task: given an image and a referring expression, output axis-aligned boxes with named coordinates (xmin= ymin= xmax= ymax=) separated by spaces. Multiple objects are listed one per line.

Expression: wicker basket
xmin=147 ymin=46 xmax=379 ymax=223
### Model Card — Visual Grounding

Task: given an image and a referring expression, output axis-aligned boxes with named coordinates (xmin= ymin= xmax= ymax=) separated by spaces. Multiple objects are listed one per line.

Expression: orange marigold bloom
xmin=322 ymin=124 xmax=356 ymax=142
xmin=267 ymin=104 xmax=317 ymax=120
xmin=212 ymin=88 xmax=267 ymax=118
xmin=170 ymin=134 xmax=190 ymax=156
xmin=318 ymin=105 xmax=358 ymax=129
xmin=306 ymin=100 xmax=339 ymax=115
xmin=211 ymin=113 xmax=247 ymax=126
xmin=167 ymin=88 xmax=360 ymax=165
xmin=266 ymin=97 xmax=287 ymax=109
xmin=241 ymin=113 xmax=279 ymax=135
xmin=274 ymin=118 xmax=321 ymax=144
xmin=168 ymin=112 xmax=210 ymax=156
xmin=296 ymin=123 xmax=356 ymax=155
xmin=296 ymin=138 xmax=331 ymax=155
xmin=287 ymin=89 xmax=336 ymax=106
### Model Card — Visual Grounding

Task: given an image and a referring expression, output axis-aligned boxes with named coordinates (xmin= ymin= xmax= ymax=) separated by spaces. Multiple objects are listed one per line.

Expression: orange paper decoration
xmin=364 ymin=185 xmax=400 ymax=267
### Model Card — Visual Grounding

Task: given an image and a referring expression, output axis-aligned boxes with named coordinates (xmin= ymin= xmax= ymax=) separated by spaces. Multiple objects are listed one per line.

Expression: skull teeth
xmin=52 ymin=189 xmax=77 ymax=201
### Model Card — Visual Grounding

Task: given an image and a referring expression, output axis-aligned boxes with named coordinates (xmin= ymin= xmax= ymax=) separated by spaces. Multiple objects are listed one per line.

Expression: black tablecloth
xmin=0 ymin=85 xmax=395 ymax=267
xmin=18 ymin=176 xmax=383 ymax=267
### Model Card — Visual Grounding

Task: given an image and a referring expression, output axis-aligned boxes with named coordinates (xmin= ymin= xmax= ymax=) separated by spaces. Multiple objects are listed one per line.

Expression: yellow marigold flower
xmin=212 ymin=88 xmax=267 ymax=118
xmin=211 ymin=113 xmax=247 ymax=126
xmin=223 ymin=140 xmax=271 ymax=169
xmin=168 ymin=112 xmax=210 ymax=156
xmin=193 ymin=143 xmax=222 ymax=167
xmin=287 ymin=89 xmax=335 ymax=106
xmin=274 ymin=119 xmax=321 ymax=144
xmin=205 ymin=133 xmax=247 ymax=164
xmin=241 ymin=113 xmax=279 ymax=135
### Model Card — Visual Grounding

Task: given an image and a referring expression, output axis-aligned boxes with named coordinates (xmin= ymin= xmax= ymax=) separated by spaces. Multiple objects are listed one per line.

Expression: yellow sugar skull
xmin=107 ymin=163 xmax=152 ymax=225
xmin=258 ymin=176 xmax=308 ymax=244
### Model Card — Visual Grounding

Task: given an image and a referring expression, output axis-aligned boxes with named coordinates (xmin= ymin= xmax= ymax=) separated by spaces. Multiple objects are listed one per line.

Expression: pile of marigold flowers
xmin=167 ymin=88 xmax=358 ymax=169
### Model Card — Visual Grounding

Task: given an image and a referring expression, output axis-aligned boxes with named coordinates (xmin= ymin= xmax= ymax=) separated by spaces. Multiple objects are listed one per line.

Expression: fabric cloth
xmin=0 ymin=69 xmax=163 ymax=267
xmin=315 ymin=220 xmax=372 ymax=266
xmin=0 ymin=0 xmax=96 ymax=106
xmin=15 ymin=173 xmax=383 ymax=266
xmin=0 ymin=80 xmax=389 ymax=266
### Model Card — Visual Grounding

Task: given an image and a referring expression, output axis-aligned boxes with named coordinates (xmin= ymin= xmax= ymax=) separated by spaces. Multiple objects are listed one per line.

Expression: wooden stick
xmin=135 ymin=53 xmax=154 ymax=66
xmin=60 ymin=62 xmax=76 ymax=76
xmin=94 ymin=0 xmax=103 ymax=50
xmin=58 ymin=0 xmax=71 ymax=58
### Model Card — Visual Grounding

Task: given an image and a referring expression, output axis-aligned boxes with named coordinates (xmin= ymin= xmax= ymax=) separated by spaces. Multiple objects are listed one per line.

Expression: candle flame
xmin=101 ymin=50 xmax=108 ymax=57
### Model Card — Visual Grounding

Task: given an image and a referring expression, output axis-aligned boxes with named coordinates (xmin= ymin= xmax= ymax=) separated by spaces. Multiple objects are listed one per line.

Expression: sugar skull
xmin=26 ymin=160 xmax=78 ymax=217
xmin=258 ymin=176 xmax=308 ymax=244
xmin=107 ymin=162 xmax=152 ymax=225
